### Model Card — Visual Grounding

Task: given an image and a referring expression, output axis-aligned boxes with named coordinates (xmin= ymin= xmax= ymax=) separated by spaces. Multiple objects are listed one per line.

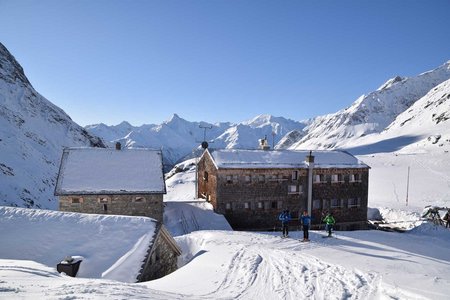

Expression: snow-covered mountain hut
xmin=197 ymin=148 xmax=369 ymax=230
xmin=55 ymin=146 xmax=166 ymax=221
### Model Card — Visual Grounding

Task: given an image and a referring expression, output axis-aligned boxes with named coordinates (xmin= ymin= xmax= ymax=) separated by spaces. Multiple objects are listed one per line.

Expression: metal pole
xmin=406 ymin=166 xmax=410 ymax=206
xmin=194 ymin=149 xmax=198 ymax=199
xmin=306 ymin=152 xmax=314 ymax=216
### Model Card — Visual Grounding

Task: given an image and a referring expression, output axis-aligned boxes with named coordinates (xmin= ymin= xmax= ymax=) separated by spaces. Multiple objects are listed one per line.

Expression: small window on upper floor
xmin=350 ymin=173 xmax=362 ymax=183
xmin=71 ymin=197 xmax=83 ymax=204
xmin=258 ymin=174 xmax=265 ymax=183
xmin=244 ymin=175 xmax=251 ymax=183
xmin=331 ymin=174 xmax=344 ymax=183
xmin=134 ymin=196 xmax=145 ymax=203
xmin=203 ymin=171 xmax=209 ymax=182
xmin=314 ymin=174 xmax=324 ymax=183
xmin=292 ymin=171 xmax=298 ymax=180
xmin=98 ymin=197 xmax=110 ymax=204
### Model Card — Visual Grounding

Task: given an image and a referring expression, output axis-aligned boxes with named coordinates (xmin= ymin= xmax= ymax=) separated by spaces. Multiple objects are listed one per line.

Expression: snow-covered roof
xmin=207 ymin=149 xmax=369 ymax=169
xmin=55 ymin=147 xmax=166 ymax=195
xmin=0 ymin=206 xmax=157 ymax=282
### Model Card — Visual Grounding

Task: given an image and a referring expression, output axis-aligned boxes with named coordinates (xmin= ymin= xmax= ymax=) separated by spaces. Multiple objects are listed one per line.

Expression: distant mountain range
xmin=86 ymin=114 xmax=308 ymax=167
xmin=87 ymin=60 xmax=450 ymax=162
xmin=1 ymin=40 xmax=449 ymax=209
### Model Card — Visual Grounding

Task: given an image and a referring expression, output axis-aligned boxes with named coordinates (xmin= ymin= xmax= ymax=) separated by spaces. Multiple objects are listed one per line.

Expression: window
xmin=288 ymin=185 xmax=299 ymax=194
xmin=203 ymin=171 xmax=209 ymax=182
xmin=98 ymin=197 xmax=110 ymax=203
xmin=258 ymin=175 xmax=265 ymax=183
xmin=103 ymin=204 xmax=108 ymax=211
xmin=71 ymin=197 xmax=82 ymax=204
xmin=313 ymin=199 xmax=321 ymax=209
xmin=313 ymin=174 xmax=324 ymax=183
xmin=271 ymin=201 xmax=278 ymax=209
xmin=331 ymin=198 xmax=340 ymax=208
xmin=292 ymin=171 xmax=298 ymax=180
xmin=277 ymin=201 xmax=283 ymax=209
xmin=225 ymin=203 xmax=232 ymax=210
xmin=245 ymin=175 xmax=251 ymax=183
xmin=134 ymin=197 xmax=144 ymax=203
xmin=348 ymin=198 xmax=360 ymax=208
xmin=226 ymin=175 xmax=238 ymax=184
xmin=244 ymin=202 xmax=250 ymax=209
xmin=331 ymin=174 xmax=344 ymax=183
xmin=257 ymin=202 xmax=263 ymax=209
xmin=350 ymin=173 xmax=361 ymax=183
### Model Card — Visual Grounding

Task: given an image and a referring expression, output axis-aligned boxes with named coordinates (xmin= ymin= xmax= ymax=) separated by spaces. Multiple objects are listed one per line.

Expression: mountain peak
xmin=377 ymin=76 xmax=404 ymax=91
xmin=0 ymin=42 xmax=31 ymax=87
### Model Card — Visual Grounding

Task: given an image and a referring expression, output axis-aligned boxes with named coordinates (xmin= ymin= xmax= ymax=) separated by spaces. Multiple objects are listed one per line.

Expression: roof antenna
xmin=197 ymin=125 xmax=213 ymax=149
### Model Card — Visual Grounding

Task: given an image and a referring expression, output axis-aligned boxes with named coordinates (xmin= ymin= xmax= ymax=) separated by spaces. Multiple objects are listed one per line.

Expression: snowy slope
xmin=287 ymin=61 xmax=450 ymax=150
xmin=342 ymin=78 xmax=450 ymax=155
xmin=0 ymin=42 xmax=104 ymax=209
xmin=86 ymin=114 xmax=307 ymax=166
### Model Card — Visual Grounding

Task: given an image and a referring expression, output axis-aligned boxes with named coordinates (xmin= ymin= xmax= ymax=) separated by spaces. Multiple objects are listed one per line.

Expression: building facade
xmin=197 ymin=149 xmax=369 ymax=231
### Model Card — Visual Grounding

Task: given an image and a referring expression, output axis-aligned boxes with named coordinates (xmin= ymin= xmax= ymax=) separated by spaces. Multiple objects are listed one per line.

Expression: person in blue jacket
xmin=279 ymin=209 xmax=292 ymax=237
xmin=300 ymin=210 xmax=312 ymax=241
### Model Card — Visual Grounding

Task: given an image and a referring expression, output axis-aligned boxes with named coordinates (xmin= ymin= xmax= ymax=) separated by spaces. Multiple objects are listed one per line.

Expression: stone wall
xmin=197 ymin=151 xmax=369 ymax=230
xmin=59 ymin=194 xmax=164 ymax=222
xmin=138 ymin=226 xmax=181 ymax=282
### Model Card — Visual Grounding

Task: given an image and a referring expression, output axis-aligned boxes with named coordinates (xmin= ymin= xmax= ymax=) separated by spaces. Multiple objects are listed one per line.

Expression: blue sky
xmin=1 ymin=0 xmax=449 ymax=126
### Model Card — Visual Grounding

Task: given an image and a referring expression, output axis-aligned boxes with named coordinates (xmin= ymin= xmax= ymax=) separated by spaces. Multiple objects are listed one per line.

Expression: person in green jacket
xmin=323 ymin=213 xmax=336 ymax=237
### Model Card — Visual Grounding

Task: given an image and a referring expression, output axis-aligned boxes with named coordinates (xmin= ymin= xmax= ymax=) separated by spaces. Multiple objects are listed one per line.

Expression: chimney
xmin=259 ymin=135 xmax=270 ymax=150
xmin=115 ymin=142 xmax=121 ymax=150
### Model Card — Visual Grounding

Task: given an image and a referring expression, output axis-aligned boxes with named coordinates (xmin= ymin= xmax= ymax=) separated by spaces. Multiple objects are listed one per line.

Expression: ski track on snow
xmin=187 ymin=233 xmax=382 ymax=299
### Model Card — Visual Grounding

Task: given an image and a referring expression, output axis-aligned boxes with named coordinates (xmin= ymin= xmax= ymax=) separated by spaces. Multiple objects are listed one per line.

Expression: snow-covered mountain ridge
xmin=87 ymin=61 xmax=450 ymax=162
xmin=287 ymin=61 xmax=450 ymax=150
xmin=342 ymin=78 xmax=450 ymax=155
xmin=86 ymin=113 xmax=308 ymax=167
xmin=0 ymin=42 xmax=104 ymax=209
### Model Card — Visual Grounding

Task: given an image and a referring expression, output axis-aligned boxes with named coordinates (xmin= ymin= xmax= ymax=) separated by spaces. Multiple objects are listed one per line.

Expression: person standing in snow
xmin=300 ymin=210 xmax=311 ymax=241
xmin=279 ymin=210 xmax=291 ymax=237
xmin=323 ymin=212 xmax=335 ymax=237
xmin=444 ymin=210 xmax=450 ymax=228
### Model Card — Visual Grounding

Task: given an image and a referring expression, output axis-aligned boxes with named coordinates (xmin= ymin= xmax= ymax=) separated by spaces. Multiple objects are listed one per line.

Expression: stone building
xmin=55 ymin=145 xmax=166 ymax=222
xmin=54 ymin=145 xmax=182 ymax=281
xmin=197 ymin=148 xmax=370 ymax=231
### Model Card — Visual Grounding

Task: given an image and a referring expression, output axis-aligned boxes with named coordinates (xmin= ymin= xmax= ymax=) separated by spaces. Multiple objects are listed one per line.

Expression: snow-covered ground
xmin=1 ymin=152 xmax=450 ymax=299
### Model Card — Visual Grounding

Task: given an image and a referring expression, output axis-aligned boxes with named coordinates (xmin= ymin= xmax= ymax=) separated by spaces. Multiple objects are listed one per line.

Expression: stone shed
xmin=197 ymin=148 xmax=370 ymax=231
xmin=55 ymin=146 xmax=166 ymax=222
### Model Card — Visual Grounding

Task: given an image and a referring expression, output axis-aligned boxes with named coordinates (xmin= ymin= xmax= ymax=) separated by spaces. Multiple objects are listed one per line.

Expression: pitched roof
xmin=206 ymin=149 xmax=369 ymax=169
xmin=55 ymin=147 xmax=166 ymax=195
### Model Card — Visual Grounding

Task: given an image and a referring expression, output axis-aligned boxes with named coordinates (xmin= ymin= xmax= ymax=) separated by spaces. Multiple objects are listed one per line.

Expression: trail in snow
xmin=148 ymin=231 xmax=414 ymax=299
